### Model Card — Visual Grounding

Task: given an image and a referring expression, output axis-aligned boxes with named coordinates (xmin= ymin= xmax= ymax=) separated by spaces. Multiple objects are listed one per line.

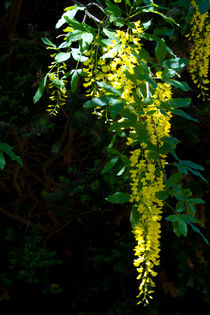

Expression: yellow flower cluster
xmin=47 ymin=62 xmax=68 ymax=115
xmin=83 ymin=21 xmax=144 ymax=108
xmin=145 ymin=82 xmax=172 ymax=147
xmin=129 ymin=81 xmax=172 ymax=303
xmin=83 ymin=21 xmax=173 ymax=303
xmin=186 ymin=0 xmax=210 ymax=99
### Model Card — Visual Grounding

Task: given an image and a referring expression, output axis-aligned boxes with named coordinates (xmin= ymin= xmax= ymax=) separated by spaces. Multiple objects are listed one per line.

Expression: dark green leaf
xmin=106 ymin=192 xmax=130 ymax=204
xmin=155 ymin=38 xmax=167 ymax=63
xmin=178 ymin=218 xmax=188 ymax=236
xmin=180 ymin=160 xmax=204 ymax=171
xmin=109 ymin=148 xmax=120 ymax=155
xmin=105 ymin=0 xmax=122 ymax=16
xmin=174 ymin=162 xmax=188 ymax=175
xmin=120 ymin=155 xmax=130 ymax=164
xmin=0 ymin=151 xmax=5 ymax=170
xmin=156 ymin=190 xmax=168 ymax=200
xmin=110 ymin=100 xmax=125 ymax=118
xmin=189 ymin=198 xmax=205 ymax=204
xmin=33 ymin=74 xmax=48 ymax=104
xmin=130 ymin=207 xmax=141 ymax=229
xmin=195 ymin=0 xmax=209 ymax=14
xmin=176 ymin=200 xmax=185 ymax=213
xmin=186 ymin=168 xmax=207 ymax=182
xmin=172 ymin=221 xmax=182 ymax=237
xmin=71 ymin=71 xmax=79 ymax=93
xmin=149 ymin=10 xmax=179 ymax=26
xmin=189 ymin=223 xmax=209 ymax=245
xmin=154 ymin=27 xmax=174 ymax=36
xmin=166 ymin=174 xmax=182 ymax=190
xmin=0 ymin=143 xmax=23 ymax=167
xmin=163 ymin=98 xmax=191 ymax=109
xmin=101 ymin=156 xmax=119 ymax=174
xmin=172 ymin=109 xmax=198 ymax=122
xmin=166 ymin=214 xmax=179 ymax=222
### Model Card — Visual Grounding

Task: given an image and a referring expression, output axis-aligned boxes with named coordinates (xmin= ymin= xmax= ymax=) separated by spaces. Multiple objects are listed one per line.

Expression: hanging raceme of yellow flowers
xmin=186 ymin=0 xmax=210 ymax=100
xmin=47 ymin=61 xmax=68 ymax=115
xmin=82 ymin=20 xmax=173 ymax=303
xmin=128 ymin=80 xmax=172 ymax=303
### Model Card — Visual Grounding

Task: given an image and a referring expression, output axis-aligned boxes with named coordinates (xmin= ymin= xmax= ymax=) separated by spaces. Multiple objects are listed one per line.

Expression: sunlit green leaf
xmin=106 ymin=192 xmax=130 ymax=204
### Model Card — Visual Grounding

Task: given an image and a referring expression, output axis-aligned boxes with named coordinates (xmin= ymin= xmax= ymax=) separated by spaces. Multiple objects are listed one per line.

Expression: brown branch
xmin=0 ymin=206 xmax=48 ymax=232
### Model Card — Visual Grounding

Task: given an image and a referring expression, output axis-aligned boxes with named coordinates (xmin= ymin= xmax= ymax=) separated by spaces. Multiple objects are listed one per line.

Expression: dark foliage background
xmin=0 ymin=1 xmax=209 ymax=314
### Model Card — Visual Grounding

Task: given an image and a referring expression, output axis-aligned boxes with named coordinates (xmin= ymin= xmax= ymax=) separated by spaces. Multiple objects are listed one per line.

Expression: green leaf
xmin=55 ymin=52 xmax=71 ymax=63
xmin=0 ymin=151 xmax=5 ymax=170
xmin=156 ymin=190 xmax=168 ymax=201
xmin=195 ymin=0 xmax=209 ymax=14
xmin=130 ymin=207 xmax=141 ymax=229
xmin=163 ymin=98 xmax=191 ymax=109
xmin=101 ymin=156 xmax=119 ymax=174
xmin=174 ymin=162 xmax=188 ymax=175
xmin=189 ymin=223 xmax=209 ymax=245
xmin=41 ymin=37 xmax=57 ymax=48
xmin=161 ymin=69 xmax=177 ymax=80
xmin=180 ymin=160 xmax=204 ymax=171
xmin=172 ymin=221 xmax=183 ymax=237
xmin=0 ymin=143 xmax=23 ymax=167
xmin=149 ymin=10 xmax=179 ymax=26
xmin=154 ymin=27 xmax=174 ymax=36
xmin=103 ymin=28 xmax=117 ymax=40
xmin=64 ymin=16 xmax=86 ymax=31
xmin=56 ymin=6 xmax=85 ymax=29
xmin=155 ymin=38 xmax=167 ymax=63
xmin=71 ymin=70 xmax=79 ymax=93
xmin=110 ymin=99 xmax=125 ymax=118
xmin=120 ymin=154 xmax=130 ymax=165
xmin=166 ymin=79 xmax=190 ymax=91
xmin=187 ymin=168 xmax=207 ymax=182
xmin=176 ymin=200 xmax=185 ymax=213
xmin=97 ymin=82 xmax=122 ymax=96
xmin=162 ymin=57 xmax=188 ymax=71
xmin=33 ymin=74 xmax=48 ymax=104
xmin=65 ymin=30 xmax=84 ymax=43
xmin=81 ymin=32 xmax=94 ymax=50
xmin=171 ymin=109 xmax=198 ymax=122
xmin=105 ymin=0 xmax=122 ymax=16
xmin=101 ymin=156 xmax=120 ymax=174
xmin=166 ymin=214 xmax=179 ymax=222
xmin=117 ymin=166 xmax=126 ymax=176
xmin=71 ymin=48 xmax=88 ymax=62
xmin=166 ymin=172 xmax=182 ymax=189
xmin=178 ymin=218 xmax=188 ymax=236
xmin=83 ymin=95 xmax=118 ymax=108
xmin=135 ymin=123 xmax=148 ymax=143
xmin=109 ymin=148 xmax=120 ymax=155
xmin=106 ymin=192 xmax=130 ymax=204
xmin=189 ymin=198 xmax=205 ymax=204
xmin=101 ymin=44 xmax=121 ymax=59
